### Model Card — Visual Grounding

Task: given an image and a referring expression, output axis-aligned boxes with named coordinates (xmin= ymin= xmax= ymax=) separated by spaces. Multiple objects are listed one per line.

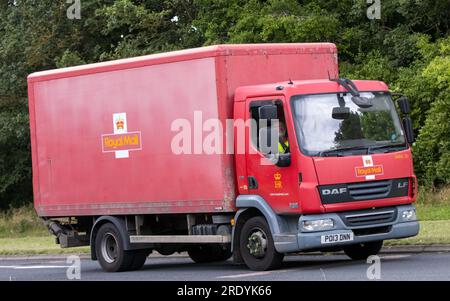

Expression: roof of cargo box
xmin=27 ymin=43 xmax=337 ymax=83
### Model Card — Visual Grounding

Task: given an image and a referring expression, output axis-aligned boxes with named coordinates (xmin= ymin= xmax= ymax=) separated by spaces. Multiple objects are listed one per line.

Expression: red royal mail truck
xmin=27 ymin=43 xmax=419 ymax=272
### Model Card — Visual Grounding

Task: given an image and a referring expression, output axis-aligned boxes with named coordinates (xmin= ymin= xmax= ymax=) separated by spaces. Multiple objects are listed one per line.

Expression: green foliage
xmin=0 ymin=99 xmax=31 ymax=209
xmin=0 ymin=0 xmax=450 ymax=209
xmin=413 ymin=40 xmax=450 ymax=186
xmin=341 ymin=50 xmax=396 ymax=83
xmin=360 ymin=111 xmax=396 ymax=142
xmin=96 ymin=0 xmax=203 ymax=59
xmin=0 ymin=204 xmax=47 ymax=238
xmin=194 ymin=0 xmax=341 ymax=44
xmin=334 ymin=112 xmax=364 ymax=143
xmin=55 ymin=50 xmax=86 ymax=68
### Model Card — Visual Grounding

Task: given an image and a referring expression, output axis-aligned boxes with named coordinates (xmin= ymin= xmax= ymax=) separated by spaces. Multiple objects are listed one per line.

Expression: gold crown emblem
xmin=116 ymin=118 xmax=124 ymax=130
xmin=274 ymin=172 xmax=282 ymax=180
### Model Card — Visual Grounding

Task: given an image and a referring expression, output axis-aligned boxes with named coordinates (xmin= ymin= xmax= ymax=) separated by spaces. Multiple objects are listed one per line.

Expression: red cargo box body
xmin=28 ymin=43 xmax=338 ymax=217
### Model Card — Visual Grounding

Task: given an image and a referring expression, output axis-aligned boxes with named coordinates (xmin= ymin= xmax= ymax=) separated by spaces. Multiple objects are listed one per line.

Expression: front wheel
xmin=239 ymin=216 xmax=284 ymax=271
xmin=343 ymin=240 xmax=383 ymax=260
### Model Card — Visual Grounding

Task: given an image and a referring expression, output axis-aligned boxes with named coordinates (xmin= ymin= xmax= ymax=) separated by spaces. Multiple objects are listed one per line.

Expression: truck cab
xmin=232 ymin=78 xmax=419 ymax=270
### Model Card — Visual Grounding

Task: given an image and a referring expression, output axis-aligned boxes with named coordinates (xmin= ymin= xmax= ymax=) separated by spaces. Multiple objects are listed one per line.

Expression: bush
xmin=0 ymin=204 xmax=47 ymax=238
xmin=412 ymin=38 xmax=450 ymax=187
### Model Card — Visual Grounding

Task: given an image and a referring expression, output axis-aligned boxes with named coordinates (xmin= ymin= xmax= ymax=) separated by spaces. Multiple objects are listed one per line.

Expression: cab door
xmin=245 ymin=96 xmax=299 ymax=213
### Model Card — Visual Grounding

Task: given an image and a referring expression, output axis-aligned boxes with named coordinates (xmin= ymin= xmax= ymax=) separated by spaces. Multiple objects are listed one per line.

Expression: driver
xmin=275 ymin=121 xmax=289 ymax=154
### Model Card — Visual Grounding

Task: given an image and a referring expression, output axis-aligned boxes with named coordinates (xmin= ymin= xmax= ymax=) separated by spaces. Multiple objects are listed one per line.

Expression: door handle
xmin=248 ymin=176 xmax=258 ymax=189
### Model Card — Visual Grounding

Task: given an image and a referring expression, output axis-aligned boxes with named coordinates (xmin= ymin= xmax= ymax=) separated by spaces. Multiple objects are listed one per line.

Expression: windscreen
xmin=291 ymin=92 xmax=406 ymax=157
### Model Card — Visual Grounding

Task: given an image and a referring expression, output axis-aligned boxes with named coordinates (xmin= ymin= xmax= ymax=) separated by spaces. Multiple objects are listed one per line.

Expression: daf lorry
xmin=27 ymin=43 xmax=419 ymax=272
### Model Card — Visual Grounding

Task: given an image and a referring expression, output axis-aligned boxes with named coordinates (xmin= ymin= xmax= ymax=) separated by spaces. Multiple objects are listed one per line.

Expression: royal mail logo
xmin=102 ymin=132 xmax=142 ymax=152
xmin=356 ymin=155 xmax=383 ymax=180
xmin=101 ymin=112 xmax=142 ymax=159
xmin=355 ymin=165 xmax=384 ymax=177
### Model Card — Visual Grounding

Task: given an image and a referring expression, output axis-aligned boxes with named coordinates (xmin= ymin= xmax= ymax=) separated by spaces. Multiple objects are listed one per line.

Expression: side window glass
xmin=249 ymin=100 xmax=289 ymax=154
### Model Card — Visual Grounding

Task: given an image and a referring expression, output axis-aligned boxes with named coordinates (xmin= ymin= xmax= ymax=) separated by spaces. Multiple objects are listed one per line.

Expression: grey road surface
xmin=0 ymin=252 xmax=449 ymax=281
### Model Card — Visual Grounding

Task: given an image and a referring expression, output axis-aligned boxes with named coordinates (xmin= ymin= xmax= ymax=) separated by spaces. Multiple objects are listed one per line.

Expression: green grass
xmin=0 ymin=205 xmax=89 ymax=255
xmin=415 ymin=202 xmax=450 ymax=221
xmin=0 ymin=236 xmax=89 ymax=255
xmin=415 ymin=187 xmax=450 ymax=221
xmin=0 ymin=187 xmax=449 ymax=255
xmin=0 ymin=205 xmax=48 ymax=238
xmin=386 ymin=220 xmax=450 ymax=245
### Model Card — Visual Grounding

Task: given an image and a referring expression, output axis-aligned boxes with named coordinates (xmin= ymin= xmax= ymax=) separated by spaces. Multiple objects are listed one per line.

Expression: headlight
xmin=402 ymin=209 xmax=417 ymax=221
xmin=302 ymin=218 xmax=334 ymax=231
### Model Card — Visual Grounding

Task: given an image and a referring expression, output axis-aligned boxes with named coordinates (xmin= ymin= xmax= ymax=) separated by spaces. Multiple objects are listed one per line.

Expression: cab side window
xmin=249 ymin=100 xmax=289 ymax=154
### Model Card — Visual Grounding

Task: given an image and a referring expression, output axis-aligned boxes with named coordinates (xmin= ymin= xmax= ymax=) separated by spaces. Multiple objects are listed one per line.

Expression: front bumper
xmin=273 ymin=204 xmax=420 ymax=253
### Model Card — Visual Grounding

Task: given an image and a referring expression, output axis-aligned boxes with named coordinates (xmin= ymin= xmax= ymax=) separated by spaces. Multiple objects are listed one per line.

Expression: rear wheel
xmin=95 ymin=223 xmax=150 ymax=272
xmin=95 ymin=223 xmax=134 ymax=272
xmin=239 ymin=216 xmax=284 ymax=271
xmin=344 ymin=241 xmax=383 ymax=260
xmin=188 ymin=244 xmax=232 ymax=263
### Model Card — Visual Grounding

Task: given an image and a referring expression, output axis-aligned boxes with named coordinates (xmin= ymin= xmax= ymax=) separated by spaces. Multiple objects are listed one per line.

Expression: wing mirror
xmin=258 ymin=104 xmax=278 ymax=120
xmin=397 ymin=96 xmax=410 ymax=115
xmin=402 ymin=117 xmax=414 ymax=145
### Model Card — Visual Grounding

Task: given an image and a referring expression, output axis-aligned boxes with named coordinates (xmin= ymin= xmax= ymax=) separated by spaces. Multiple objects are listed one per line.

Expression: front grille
xmin=318 ymin=178 xmax=410 ymax=204
xmin=347 ymin=180 xmax=391 ymax=201
xmin=353 ymin=226 xmax=392 ymax=236
xmin=339 ymin=207 xmax=398 ymax=227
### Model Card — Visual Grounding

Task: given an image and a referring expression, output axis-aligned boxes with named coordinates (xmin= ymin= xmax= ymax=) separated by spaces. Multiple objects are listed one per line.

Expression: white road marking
xmin=380 ymin=254 xmax=412 ymax=260
xmin=48 ymin=261 xmax=66 ymax=264
xmin=0 ymin=265 xmax=71 ymax=269
xmin=217 ymin=269 xmax=288 ymax=279
xmin=217 ymin=271 xmax=272 ymax=279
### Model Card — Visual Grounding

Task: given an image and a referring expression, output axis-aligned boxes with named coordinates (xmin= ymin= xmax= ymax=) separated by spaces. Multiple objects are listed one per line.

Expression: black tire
xmin=344 ymin=240 xmax=383 ymax=260
xmin=95 ymin=223 xmax=134 ymax=272
xmin=188 ymin=245 xmax=232 ymax=263
xmin=239 ymin=216 xmax=284 ymax=271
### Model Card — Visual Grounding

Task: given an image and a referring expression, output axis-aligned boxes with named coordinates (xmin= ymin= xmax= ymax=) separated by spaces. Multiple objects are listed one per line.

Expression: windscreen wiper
xmin=368 ymin=143 xmax=408 ymax=154
xmin=319 ymin=143 xmax=407 ymax=157
xmin=318 ymin=146 xmax=369 ymax=157
xmin=330 ymin=78 xmax=373 ymax=108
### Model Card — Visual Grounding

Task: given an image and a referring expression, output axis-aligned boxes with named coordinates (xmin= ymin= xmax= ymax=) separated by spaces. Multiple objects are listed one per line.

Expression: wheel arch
xmin=232 ymin=195 xmax=289 ymax=260
xmin=235 ymin=195 xmax=287 ymax=234
xmin=90 ymin=216 xmax=131 ymax=260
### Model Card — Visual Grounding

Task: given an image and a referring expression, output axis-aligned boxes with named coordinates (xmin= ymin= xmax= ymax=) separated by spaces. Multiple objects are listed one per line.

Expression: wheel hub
xmin=246 ymin=230 xmax=267 ymax=258
xmin=101 ymin=232 xmax=118 ymax=264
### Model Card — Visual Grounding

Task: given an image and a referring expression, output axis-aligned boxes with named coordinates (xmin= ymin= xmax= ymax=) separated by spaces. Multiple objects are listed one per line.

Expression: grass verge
xmin=0 ymin=205 xmax=47 ymax=238
xmin=385 ymin=220 xmax=450 ymax=245
xmin=0 ymin=236 xmax=89 ymax=255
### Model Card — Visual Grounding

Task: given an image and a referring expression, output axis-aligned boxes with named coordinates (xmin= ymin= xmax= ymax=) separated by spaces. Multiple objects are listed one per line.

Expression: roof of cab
xmin=234 ymin=79 xmax=390 ymax=101
xmin=27 ymin=43 xmax=337 ymax=83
